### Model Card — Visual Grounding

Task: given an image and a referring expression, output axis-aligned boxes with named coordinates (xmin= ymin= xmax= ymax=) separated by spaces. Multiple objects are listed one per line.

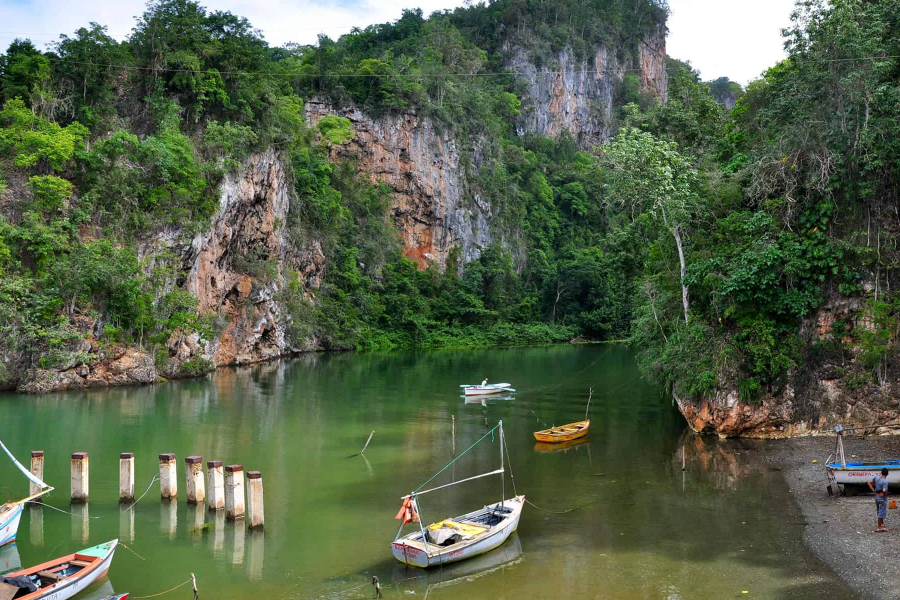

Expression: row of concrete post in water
xmin=28 ymin=450 xmax=264 ymax=529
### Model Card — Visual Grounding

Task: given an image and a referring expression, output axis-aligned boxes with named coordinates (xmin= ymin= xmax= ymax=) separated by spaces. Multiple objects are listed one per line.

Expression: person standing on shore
xmin=868 ymin=468 xmax=889 ymax=532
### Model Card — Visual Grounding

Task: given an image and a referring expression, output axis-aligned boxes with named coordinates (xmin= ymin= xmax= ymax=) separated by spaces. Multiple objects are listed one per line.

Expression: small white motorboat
xmin=461 ymin=383 xmax=514 ymax=396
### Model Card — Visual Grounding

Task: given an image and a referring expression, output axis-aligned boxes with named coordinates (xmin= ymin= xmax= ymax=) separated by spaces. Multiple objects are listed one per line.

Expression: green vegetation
xmin=1 ymin=0 xmax=897 ymax=404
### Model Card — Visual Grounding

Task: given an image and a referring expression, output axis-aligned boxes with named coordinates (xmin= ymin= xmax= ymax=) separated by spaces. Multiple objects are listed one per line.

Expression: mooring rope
xmin=26 ymin=501 xmax=101 ymax=519
xmin=130 ymin=577 xmax=192 ymax=599
xmin=502 ymin=430 xmax=598 ymax=515
xmin=127 ymin=475 xmax=160 ymax=512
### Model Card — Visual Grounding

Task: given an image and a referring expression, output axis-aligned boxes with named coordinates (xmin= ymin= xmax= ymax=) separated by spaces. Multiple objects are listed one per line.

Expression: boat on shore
xmin=0 ymin=440 xmax=54 ymax=548
xmin=461 ymin=383 xmax=514 ymax=396
xmin=0 ymin=539 xmax=118 ymax=600
xmin=392 ymin=421 xmax=524 ymax=568
xmin=825 ymin=425 xmax=900 ymax=491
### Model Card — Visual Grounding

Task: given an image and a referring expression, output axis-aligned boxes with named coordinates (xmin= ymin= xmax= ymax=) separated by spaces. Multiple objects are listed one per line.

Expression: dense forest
xmin=1 ymin=0 xmax=899 ymax=408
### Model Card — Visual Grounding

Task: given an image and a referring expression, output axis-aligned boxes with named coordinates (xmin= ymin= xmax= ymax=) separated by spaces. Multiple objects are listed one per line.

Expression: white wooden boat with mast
xmin=0 ymin=440 xmax=54 ymax=547
xmin=391 ymin=421 xmax=525 ymax=568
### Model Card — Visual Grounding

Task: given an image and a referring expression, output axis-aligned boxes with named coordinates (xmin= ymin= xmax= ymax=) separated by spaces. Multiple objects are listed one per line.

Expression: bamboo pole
xmin=360 ymin=431 xmax=375 ymax=455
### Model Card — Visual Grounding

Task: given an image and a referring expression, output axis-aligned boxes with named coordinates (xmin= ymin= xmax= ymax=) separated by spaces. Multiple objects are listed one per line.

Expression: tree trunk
xmin=672 ymin=224 xmax=690 ymax=324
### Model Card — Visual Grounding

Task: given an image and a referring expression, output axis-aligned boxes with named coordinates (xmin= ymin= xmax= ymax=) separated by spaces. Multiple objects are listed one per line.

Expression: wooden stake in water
xmin=30 ymin=451 xmax=44 ymax=497
xmin=360 ymin=431 xmax=375 ymax=455
xmin=191 ymin=572 xmax=199 ymax=600
xmin=585 ymin=388 xmax=593 ymax=421
xmin=452 ymin=415 xmax=456 ymax=456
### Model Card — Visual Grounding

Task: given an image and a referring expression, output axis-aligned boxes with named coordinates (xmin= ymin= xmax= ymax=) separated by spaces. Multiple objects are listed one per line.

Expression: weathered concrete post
xmin=29 ymin=451 xmax=44 ymax=497
xmin=159 ymin=453 xmax=177 ymax=499
xmin=185 ymin=456 xmax=205 ymax=504
xmin=224 ymin=465 xmax=245 ymax=521
xmin=70 ymin=452 xmax=88 ymax=503
xmin=246 ymin=471 xmax=264 ymax=530
xmin=119 ymin=452 xmax=135 ymax=502
xmin=206 ymin=461 xmax=225 ymax=511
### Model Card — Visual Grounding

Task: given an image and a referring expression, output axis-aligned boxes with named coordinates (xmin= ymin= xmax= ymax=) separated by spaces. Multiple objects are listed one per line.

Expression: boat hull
xmin=392 ymin=496 xmax=524 ymax=568
xmin=0 ymin=503 xmax=23 ymax=548
xmin=533 ymin=420 xmax=590 ymax=443
xmin=827 ymin=463 xmax=900 ymax=485
xmin=5 ymin=539 xmax=117 ymax=600
xmin=464 ymin=385 xmax=512 ymax=397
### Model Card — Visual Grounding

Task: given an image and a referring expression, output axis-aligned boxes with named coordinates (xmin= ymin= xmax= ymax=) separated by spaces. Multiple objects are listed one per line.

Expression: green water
xmin=0 ymin=345 xmax=855 ymax=599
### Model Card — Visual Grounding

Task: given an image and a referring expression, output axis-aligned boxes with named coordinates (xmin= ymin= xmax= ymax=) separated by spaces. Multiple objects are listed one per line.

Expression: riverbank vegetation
xmin=1 ymin=0 xmax=898 ymax=400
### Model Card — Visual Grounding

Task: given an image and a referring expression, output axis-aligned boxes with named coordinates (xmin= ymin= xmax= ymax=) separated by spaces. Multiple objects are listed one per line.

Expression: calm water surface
xmin=0 ymin=345 xmax=855 ymax=599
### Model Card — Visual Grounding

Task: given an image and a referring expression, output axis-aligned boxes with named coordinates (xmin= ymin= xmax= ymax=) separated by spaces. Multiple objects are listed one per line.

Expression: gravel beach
xmin=771 ymin=435 xmax=900 ymax=600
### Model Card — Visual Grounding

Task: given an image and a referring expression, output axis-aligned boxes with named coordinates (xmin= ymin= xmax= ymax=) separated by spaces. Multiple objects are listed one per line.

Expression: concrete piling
xmin=185 ymin=456 xmax=205 ymax=504
xmin=159 ymin=453 xmax=177 ymax=499
xmin=247 ymin=471 xmax=264 ymax=530
xmin=207 ymin=461 xmax=225 ymax=511
xmin=70 ymin=452 xmax=89 ymax=503
xmin=119 ymin=452 xmax=135 ymax=502
xmin=29 ymin=451 xmax=44 ymax=497
xmin=224 ymin=465 xmax=245 ymax=521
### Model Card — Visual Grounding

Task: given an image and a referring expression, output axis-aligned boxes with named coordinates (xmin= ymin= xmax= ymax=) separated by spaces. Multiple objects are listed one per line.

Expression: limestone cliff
xmin=676 ymin=294 xmax=900 ymax=438
xmin=16 ymin=149 xmax=324 ymax=393
xmin=509 ymin=25 xmax=668 ymax=146
xmin=304 ymin=100 xmax=493 ymax=269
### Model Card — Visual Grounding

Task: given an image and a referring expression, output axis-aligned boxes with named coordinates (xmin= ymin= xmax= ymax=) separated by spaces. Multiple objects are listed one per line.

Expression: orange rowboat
xmin=533 ymin=420 xmax=590 ymax=443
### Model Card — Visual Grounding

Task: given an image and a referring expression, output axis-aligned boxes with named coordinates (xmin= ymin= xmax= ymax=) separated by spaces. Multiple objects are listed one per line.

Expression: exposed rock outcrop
xmin=676 ymin=294 xmax=900 ymax=438
xmin=305 ymin=100 xmax=493 ymax=269
xmin=18 ymin=345 xmax=157 ymax=394
xmin=509 ymin=26 xmax=668 ymax=146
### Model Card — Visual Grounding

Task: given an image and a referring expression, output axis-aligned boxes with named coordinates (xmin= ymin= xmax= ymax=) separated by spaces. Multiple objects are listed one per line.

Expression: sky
xmin=0 ymin=0 xmax=795 ymax=85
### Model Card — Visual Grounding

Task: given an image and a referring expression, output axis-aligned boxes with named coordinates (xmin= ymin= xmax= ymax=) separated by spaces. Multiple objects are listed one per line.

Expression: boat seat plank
xmin=69 ymin=560 xmax=91 ymax=568
xmin=0 ymin=581 xmax=18 ymax=600
xmin=37 ymin=569 xmax=64 ymax=582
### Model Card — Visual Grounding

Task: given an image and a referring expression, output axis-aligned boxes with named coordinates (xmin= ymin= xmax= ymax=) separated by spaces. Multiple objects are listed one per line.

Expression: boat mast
xmin=499 ymin=420 xmax=505 ymax=510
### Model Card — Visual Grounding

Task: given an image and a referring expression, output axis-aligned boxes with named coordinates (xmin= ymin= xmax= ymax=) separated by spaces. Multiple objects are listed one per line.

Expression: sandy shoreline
xmin=770 ymin=435 xmax=900 ymax=600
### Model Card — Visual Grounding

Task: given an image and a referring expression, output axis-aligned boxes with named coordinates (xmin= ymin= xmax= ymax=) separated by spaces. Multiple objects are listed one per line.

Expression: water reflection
xmin=533 ymin=437 xmax=589 ymax=453
xmin=28 ymin=505 xmax=42 ymax=547
xmin=393 ymin=534 xmax=523 ymax=597
xmin=247 ymin=530 xmax=264 ymax=580
xmin=71 ymin=503 xmax=89 ymax=544
xmin=230 ymin=522 xmax=245 ymax=565
xmin=211 ymin=509 xmax=225 ymax=557
xmin=160 ymin=498 xmax=177 ymax=540
xmin=119 ymin=504 xmax=134 ymax=543
xmin=0 ymin=543 xmax=21 ymax=574
xmin=188 ymin=503 xmax=206 ymax=544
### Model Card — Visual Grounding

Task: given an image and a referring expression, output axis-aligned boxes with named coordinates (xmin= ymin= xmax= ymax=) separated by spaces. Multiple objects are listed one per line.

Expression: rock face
xmin=676 ymin=294 xmax=900 ymax=438
xmin=18 ymin=345 xmax=157 ymax=394
xmin=305 ymin=100 xmax=493 ymax=269
xmin=509 ymin=25 xmax=668 ymax=146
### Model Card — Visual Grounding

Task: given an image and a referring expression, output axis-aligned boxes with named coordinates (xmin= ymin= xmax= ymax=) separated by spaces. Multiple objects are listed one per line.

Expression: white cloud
xmin=1 ymin=0 xmax=793 ymax=85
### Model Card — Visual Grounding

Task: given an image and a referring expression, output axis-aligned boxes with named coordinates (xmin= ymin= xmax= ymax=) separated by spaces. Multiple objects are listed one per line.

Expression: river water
xmin=0 ymin=345 xmax=855 ymax=599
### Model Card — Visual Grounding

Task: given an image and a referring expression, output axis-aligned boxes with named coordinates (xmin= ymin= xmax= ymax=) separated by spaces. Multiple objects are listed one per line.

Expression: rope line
xmin=413 ymin=425 xmax=498 ymax=493
xmin=525 ymin=497 xmax=598 ymax=514
xmin=120 ymin=542 xmax=147 ymax=561
xmin=130 ymin=578 xmax=192 ymax=599
xmin=127 ymin=475 xmax=160 ymax=512
xmin=26 ymin=501 xmax=101 ymax=519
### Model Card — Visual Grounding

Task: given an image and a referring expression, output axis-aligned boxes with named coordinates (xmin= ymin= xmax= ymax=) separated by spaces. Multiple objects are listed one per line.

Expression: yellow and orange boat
xmin=532 ymin=420 xmax=590 ymax=443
